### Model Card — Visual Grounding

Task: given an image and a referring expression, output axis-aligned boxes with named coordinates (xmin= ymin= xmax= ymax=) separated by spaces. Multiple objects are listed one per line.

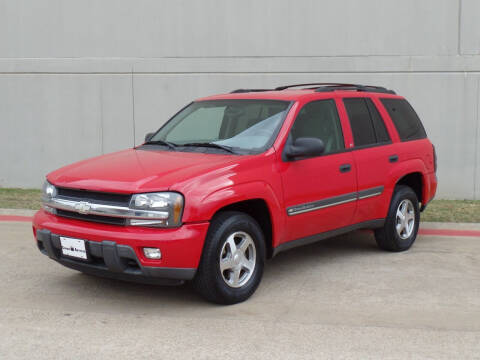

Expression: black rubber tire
xmin=193 ymin=211 xmax=265 ymax=304
xmin=374 ymin=185 xmax=420 ymax=252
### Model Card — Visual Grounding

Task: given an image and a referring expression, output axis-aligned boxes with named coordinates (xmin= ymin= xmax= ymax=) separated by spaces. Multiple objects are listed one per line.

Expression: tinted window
xmin=290 ymin=99 xmax=344 ymax=154
xmin=366 ymin=99 xmax=390 ymax=143
xmin=344 ymin=98 xmax=376 ymax=146
xmin=165 ymin=106 xmax=224 ymax=142
xmin=152 ymin=100 xmax=290 ymax=152
xmin=381 ymin=98 xmax=427 ymax=141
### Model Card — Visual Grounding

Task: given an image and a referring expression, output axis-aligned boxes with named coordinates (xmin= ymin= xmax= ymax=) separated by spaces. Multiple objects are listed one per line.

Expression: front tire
xmin=375 ymin=185 xmax=420 ymax=252
xmin=193 ymin=211 xmax=265 ymax=304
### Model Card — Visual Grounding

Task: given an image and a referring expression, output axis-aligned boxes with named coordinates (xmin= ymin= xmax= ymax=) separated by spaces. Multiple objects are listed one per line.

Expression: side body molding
xmin=287 ymin=186 xmax=384 ymax=216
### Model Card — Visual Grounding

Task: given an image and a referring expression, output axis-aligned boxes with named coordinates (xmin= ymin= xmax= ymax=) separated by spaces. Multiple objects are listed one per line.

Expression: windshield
xmin=149 ymin=100 xmax=291 ymax=154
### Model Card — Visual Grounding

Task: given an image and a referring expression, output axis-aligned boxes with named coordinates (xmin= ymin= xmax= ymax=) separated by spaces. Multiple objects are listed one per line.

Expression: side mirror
xmin=284 ymin=137 xmax=325 ymax=160
xmin=144 ymin=132 xmax=155 ymax=142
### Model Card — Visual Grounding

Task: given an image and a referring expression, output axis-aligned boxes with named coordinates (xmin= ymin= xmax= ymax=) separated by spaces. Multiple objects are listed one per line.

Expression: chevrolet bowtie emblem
xmin=75 ymin=201 xmax=91 ymax=214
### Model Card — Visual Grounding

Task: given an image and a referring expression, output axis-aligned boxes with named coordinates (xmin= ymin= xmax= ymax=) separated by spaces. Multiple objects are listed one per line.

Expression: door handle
xmin=339 ymin=164 xmax=352 ymax=173
xmin=389 ymin=155 xmax=399 ymax=163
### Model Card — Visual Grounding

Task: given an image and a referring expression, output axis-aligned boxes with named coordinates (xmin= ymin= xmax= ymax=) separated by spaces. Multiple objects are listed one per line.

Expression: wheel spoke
xmin=231 ymin=267 xmax=241 ymax=286
xmin=242 ymin=257 xmax=255 ymax=272
xmin=407 ymin=211 xmax=415 ymax=222
xmin=396 ymin=222 xmax=404 ymax=234
xmin=396 ymin=208 xmax=405 ymax=221
xmin=226 ymin=236 xmax=237 ymax=253
xmin=401 ymin=202 xmax=408 ymax=217
xmin=220 ymin=257 xmax=235 ymax=272
xmin=407 ymin=218 xmax=414 ymax=232
xmin=238 ymin=237 xmax=251 ymax=253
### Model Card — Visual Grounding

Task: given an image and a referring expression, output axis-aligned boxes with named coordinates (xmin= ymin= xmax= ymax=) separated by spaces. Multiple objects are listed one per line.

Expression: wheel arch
xmin=395 ymin=172 xmax=424 ymax=205
xmin=387 ymin=159 xmax=430 ymax=209
xmin=213 ymin=199 xmax=274 ymax=258
xmin=198 ymin=182 xmax=284 ymax=259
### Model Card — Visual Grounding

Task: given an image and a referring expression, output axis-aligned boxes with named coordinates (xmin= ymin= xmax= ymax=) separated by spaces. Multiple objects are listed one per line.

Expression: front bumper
xmin=33 ymin=210 xmax=209 ymax=284
xmin=37 ymin=229 xmax=194 ymax=285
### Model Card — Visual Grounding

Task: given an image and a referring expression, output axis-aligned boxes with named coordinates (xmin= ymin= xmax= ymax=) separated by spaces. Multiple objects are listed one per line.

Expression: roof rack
xmin=274 ymin=83 xmax=358 ymax=91
xmin=314 ymin=84 xmax=396 ymax=94
xmin=275 ymin=83 xmax=396 ymax=94
xmin=230 ymin=83 xmax=396 ymax=95
xmin=230 ymin=89 xmax=273 ymax=94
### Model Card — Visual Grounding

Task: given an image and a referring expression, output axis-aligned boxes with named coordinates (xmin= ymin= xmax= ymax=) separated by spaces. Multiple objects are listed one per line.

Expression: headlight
xmin=42 ymin=180 xmax=57 ymax=200
xmin=41 ymin=180 xmax=57 ymax=214
xmin=129 ymin=192 xmax=184 ymax=227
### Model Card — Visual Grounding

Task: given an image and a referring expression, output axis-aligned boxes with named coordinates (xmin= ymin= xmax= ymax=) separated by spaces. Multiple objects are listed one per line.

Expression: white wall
xmin=0 ymin=0 xmax=479 ymax=199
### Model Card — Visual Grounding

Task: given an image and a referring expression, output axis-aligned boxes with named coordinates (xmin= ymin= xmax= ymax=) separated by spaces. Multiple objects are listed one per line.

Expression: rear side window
xmin=343 ymin=98 xmax=391 ymax=147
xmin=380 ymin=98 xmax=427 ymax=141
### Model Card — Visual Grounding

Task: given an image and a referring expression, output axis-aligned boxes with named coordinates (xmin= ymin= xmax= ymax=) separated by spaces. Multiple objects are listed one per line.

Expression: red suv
xmin=33 ymin=83 xmax=437 ymax=304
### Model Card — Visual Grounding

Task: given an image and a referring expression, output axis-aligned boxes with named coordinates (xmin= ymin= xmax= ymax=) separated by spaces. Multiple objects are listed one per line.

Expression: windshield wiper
xmin=144 ymin=139 xmax=178 ymax=150
xmin=181 ymin=142 xmax=235 ymax=154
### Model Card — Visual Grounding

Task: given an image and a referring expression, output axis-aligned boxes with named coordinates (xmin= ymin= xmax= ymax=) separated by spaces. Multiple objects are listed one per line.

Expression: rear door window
xmin=366 ymin=99 xmax=390 ymax=143
xmin=380 ymin=98 xmax=427 ymax=141
xmin=343 ymin=98 xmax=390 ymax=147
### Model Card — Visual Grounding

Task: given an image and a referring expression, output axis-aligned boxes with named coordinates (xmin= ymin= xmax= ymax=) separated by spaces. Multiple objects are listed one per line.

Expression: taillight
xmin=433 ymin=144 xmax=437 ymax=173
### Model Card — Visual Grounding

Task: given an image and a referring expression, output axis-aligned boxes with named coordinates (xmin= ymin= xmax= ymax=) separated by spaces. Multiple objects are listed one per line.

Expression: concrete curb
xmin=0 ymin=208 xmax=37 ymax=217
xmin=421 ymin=221 xmax=480 ymax=231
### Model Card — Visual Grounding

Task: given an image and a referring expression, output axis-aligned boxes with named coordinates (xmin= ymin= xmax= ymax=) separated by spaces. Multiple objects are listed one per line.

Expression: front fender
xmin=187 ymin=181 xmax=286 ymax=247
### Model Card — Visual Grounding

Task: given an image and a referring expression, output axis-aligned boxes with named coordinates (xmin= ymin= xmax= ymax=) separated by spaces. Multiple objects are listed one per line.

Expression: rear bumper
xmin=33 ymin=210 xmax=210 ymax=284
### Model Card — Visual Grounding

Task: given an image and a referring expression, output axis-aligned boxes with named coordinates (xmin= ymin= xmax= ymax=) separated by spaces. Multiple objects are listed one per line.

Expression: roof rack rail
xmin=230 ymin=84 xmax=360 ymax=93
xmin=314 ymin=84 xmax=396 ymax=94
xmin=230 ymin=83 xmax=396 ymax=95
xmin=273 ymin=82 xmax=396 ymax=94
xmin=230 ymin=89 xmax=273 ymax=94
xmin=274 ymin=83 xmax=358 ymax=91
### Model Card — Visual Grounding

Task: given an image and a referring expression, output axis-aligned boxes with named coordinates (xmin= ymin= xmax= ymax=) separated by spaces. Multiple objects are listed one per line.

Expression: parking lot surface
xmin=1 ymin=221 xmax=479 ymax=359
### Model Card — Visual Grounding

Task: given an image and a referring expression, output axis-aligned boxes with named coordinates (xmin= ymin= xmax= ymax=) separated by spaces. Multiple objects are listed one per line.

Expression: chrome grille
xmin=56 ymin=187 xmax=131 ymax=205
xmin=53 ymin=187 xmax=132 ymax=225
xmin=56 ymin=209 xmax=127 ymax=226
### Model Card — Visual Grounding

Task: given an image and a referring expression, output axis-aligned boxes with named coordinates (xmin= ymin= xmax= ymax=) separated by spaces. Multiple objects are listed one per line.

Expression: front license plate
xmin=60 ymin=237 xmax=87 ymax=260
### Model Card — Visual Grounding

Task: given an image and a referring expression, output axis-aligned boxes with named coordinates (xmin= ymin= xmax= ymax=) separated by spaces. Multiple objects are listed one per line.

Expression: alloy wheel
xmin=219 ymin=231 xmax=256 ymax=288
xmin=396 ymin=199 xmax=415 ymax=240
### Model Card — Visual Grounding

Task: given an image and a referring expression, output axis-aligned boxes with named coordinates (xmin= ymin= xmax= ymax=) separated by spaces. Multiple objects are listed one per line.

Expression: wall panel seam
xmin=131 ymin=68 xmax=136 ymax=147
xmin=475 ymin=77 xmax=480 ymax=200
xmin=5 ymin=71 xmax=480 ymax=75
xmin=457 ymin=0 xmax=463 ymax=54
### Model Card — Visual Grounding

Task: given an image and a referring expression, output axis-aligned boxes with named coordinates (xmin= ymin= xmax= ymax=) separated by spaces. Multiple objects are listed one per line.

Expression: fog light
xmin=143 ymin=247 xmax=161 ymax=260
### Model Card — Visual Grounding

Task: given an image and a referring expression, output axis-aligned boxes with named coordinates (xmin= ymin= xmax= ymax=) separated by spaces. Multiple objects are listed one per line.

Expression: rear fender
xmin=386 ymin=159 xmax=429 ymax=205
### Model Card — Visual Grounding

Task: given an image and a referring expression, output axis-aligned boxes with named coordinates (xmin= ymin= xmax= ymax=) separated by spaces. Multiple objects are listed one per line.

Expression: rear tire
xmin=193 ymin=211 xmax=265 ymax=304
xmin=375 ymin=185 xmax=420 ymax=252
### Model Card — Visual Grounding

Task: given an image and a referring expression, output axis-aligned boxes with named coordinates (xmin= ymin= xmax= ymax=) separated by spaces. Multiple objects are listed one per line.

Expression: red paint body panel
xmin=47 ymin=148 xmax=240 ymax=194
xmin=34 ymin=88 xmax=438 ymax=272
xmin=33 ymin=210 xmax=208 ymax=268
xmin=351 ymin=144 xmax=398 ymax=222
xmin=279 ymin=151 xmax=357 ymax=241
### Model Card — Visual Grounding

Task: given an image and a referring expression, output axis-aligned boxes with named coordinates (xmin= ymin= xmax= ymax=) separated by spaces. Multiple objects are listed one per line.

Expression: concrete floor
xmin=1 ymin=221 xmax=479 ymax=359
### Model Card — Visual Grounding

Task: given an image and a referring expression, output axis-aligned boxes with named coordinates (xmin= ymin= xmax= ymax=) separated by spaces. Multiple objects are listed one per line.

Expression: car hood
xmin=47 ymin=148 xmax=241 ymax=194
